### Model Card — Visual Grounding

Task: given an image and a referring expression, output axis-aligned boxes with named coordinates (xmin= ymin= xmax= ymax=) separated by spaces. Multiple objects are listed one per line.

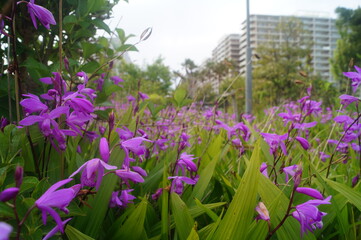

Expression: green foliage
xmin=253 ymin=18 xmax=313 ymax=105
xmin=118 ymin=57 xmax=173 ymax=96
xmin=331 ymin=7 xmax=361 ymax=91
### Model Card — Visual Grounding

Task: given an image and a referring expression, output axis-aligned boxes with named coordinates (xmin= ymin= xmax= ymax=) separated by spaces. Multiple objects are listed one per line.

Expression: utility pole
xmin=245 ymin=0 xmax=252 ymax=114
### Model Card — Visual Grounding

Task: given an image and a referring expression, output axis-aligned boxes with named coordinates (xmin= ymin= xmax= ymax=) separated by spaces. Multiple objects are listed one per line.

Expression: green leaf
xmin=92 ymin=19 xmax=111 ymax=34
xmin=174 ymin=88 xmax=187 ymax=107
xmin=326 ymin=179 xmax=361 ymax=211
xmin=81 ymin=61 xmax=100 ymax=73
xmin=81 ymin=42 xmax=102 ymax=59
xmin=171 ymin=193 xmax=195 ymax=240
xmin=63 ymin=15 xmax=78 ymax=24
xmin=187 ymin=223 xmax=199 ymax=240
xmin=110 ymin=199 xmax=148 ymax=240
xmin=66 ymin=225 xmax=95 ymax=240
xmin=186 ymin=135 xmax=223 ymax=205
xmin=211 ymin=139 xmax=261 ymax=240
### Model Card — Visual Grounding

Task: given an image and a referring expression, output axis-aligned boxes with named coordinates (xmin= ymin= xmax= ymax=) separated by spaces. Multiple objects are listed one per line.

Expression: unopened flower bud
xmin=99 ymin=126 xmax=106 ymax=135
xmin=64 ymin=57 xmax=70 ymax=72
xmin=352 ymin=174 xmax=360 ymax=188
xmin=0 ymin=187 xmax=19 ymax=202
xmin=15 ymin=166 xmax=23 ymax=188
xmin=108 ymin=111 xmax=115 ymax=133
xmin=294 ymin=165 xmax=303 ymax=188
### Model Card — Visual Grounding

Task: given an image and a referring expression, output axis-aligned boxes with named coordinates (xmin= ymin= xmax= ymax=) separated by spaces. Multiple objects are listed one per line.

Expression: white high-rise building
xmin=239 ymin=14 xmax=340 ymax=82
xmin=212 ymin=34 xmax=242 ymax=72
xmin=201 ymin=34 xmax=241 ymax=93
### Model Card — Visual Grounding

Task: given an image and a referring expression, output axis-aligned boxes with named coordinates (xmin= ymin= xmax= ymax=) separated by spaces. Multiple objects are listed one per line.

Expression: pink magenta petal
xmin=296 ymin=187 xmax=324 ymax=200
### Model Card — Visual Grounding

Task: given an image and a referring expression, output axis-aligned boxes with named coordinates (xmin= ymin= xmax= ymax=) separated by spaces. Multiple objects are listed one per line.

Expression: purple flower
xmin=261 ymin=133 xmax=288 ymax=156
xmin=43 ymin=218 xmax=72 ymax=240
xmin=99 ymin=138 xmax=110 ymax=162
xmin=0 ymin=222 xmax=12 ymax=240
xmin=109 ymin=189 xmax=136 ymax=208
xmin=139 ymin=92 xmax=149 ymax=100
xmin=343 ymin=66 xmax=361 ymax=93
xmin=15 ymin=166 xmax=23 ymax=188
xmin=0 ymin=117 xmax=9 ymax=131
xmin=110 ymin=76 xmax=124 ymax=85
xmin=339 ymin=94 xmax=359 ymax=108
xmin=260 ymin=162 xmax=268 ymax=178
xmin=176 ymin=152 xmax=198 ymax=174
xmin=132 ymin=166 xmax=147 ymax=177
xmin=283 ymin=164 xmax=300 ymax=183
xmin=19 ymin=106 xmax=69 ymax=136
xmin=168 ymin=176 xmax=197 ymax=195
xmin=20 ymin=94 xmax=48 ymax=114
xmin=127 ymin=95 xmax=136 ymax=102
xmin=292 ymin=196 xmax=331 ymax=236
xmin=27 ymin=0 xmax=56 ymax=29
xmin=319 ymin=152 xmax=330 ymax=162
xmin=152 ymin=188 xmax=163 ymax=200
xmin=295 ymin=136 xmax=310 ymax=150
xmin=255 ymin=202 xmax=270 ymax=221
xmin=120 ymin=137 xmax=151 ymax=166
xmin=116 ymin=127 xmax=134 ymax=141
xmin=352 ymin=174 xmax=360 ymax=187
xmin=69 ymin=158 xmax=117 ymax=189
xmin=296 ymin=187 xmax=324 ymax=200
xmin=35 ymin=179 xmax=80 ymax=233
xmin=0 ymin=187 xmax=19 ymax=202
xmin=115 ymin=169 xmax=145 ymax=186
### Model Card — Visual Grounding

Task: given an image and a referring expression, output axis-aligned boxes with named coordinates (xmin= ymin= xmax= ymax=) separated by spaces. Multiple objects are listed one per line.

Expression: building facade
xmin=200 ymin=34 xmax=241 ymax=93
xmin=239 ymin=14 xmax=340 ymax=82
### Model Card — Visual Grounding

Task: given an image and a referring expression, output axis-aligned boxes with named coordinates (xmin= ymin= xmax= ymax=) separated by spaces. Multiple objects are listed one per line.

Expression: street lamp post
xmin=245 ymin=0 xmax=252 ymax=114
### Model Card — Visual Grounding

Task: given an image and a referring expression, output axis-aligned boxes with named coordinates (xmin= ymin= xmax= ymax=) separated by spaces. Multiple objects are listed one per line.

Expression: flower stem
xmin=16 ymin=204 xmax=36 ymax=240
xmin=266 ymin=185 xmax=296 ymax=239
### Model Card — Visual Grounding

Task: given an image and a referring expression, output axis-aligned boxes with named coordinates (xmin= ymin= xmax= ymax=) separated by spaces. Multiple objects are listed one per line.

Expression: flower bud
xmin=15 ymin=166 xmax=23 ymax=188
xmin=108 ymin=111 xmax=115 ymax=133
xmin=0 ymin=187 xmax=19 ymax=202
xmin=64 ymin=57 xmax=70 ymax=72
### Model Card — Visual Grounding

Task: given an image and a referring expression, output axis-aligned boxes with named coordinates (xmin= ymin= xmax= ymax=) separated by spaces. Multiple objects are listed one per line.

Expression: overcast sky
xmin=106 ymin=0 xmax=360 ymax=71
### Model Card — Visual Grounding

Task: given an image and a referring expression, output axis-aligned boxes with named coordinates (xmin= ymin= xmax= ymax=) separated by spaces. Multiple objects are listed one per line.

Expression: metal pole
xmin=245 ymin=0 xmax=252 ymax=114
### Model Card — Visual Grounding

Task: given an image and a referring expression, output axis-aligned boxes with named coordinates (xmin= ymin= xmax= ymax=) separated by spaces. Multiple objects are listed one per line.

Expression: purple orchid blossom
xmin=26 ymin=0 xmax=56 ymax=29
xmin=115 ymin=169 xmax=145 ymax=187
xmin=168 ymin=176 xmax=197 ymax=195
xmin=295 ymin=136 xmax=310 ymax=150
xmin=283 ymin=165 xmax=299 ymax=182
xmin=109 ymin=189 xmax=136 ymax=208
xmin=261 ymin=132 xmax=288 ymax=156
xmin=260 ymin=162 xmax=268 ymax=178
xmin=292 ymin=196 xmax=331 ymax=236
xmin=343 ymin=66 xmax=361 ymax=93
xmin=99 ymin=137 xmax=110 ymax=163
xmin=0 ymin=222 xmax=12 ymax=240
xmin=35 ymin=179 xmax=80 ymax=233
xmin=20 ymin=94 xmax=48 ymax=114
xmin=339 ymin=94 xmax=359 ymax=108
xmin=296 ymin=187 xmax=324 ymax=200
xmin=69 ymin=158 xmax=117 ymax=190
xmin=43 ymin=218 xmax=72 ymax=240
xmin=175 ymin=152 xmax=198 ymax=175
xmin=120 ymin=137 xmax=152 ymax=166
xmin=19 ymin=106 xmax=69 ymax=136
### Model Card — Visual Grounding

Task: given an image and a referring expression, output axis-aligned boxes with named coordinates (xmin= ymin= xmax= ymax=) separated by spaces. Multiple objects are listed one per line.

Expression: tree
xmin=253 ymin=18 xmax=313 ymax=105
xmin=331 ymin=7 xmax=361 ymax=92
xmin=118 ymin=57 xmax=173 ymax=96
